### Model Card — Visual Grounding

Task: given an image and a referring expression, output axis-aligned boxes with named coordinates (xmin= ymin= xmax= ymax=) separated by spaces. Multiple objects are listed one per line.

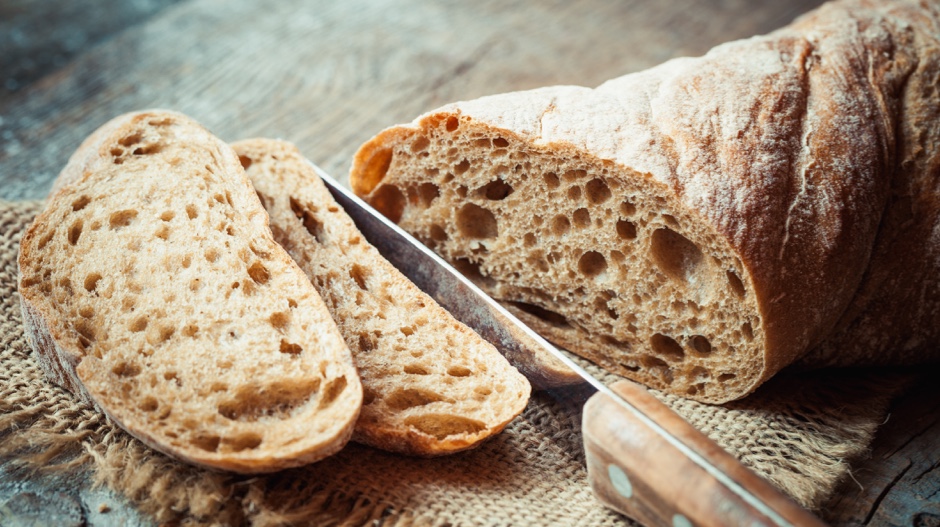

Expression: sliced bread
xmin=233 ymin=138 xmax=531 ymax=456
xmin=18 ymin=111 xmax=363 ymax=473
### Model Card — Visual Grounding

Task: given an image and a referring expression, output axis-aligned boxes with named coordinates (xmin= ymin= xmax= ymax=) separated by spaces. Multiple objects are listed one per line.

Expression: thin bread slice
xmin=349 ymin=0 xmax=940 ymax=404
xmin=233 ymin=138 xmax=531 ymax=456
xmin=18 ymin=111 xmax=363 ymax=473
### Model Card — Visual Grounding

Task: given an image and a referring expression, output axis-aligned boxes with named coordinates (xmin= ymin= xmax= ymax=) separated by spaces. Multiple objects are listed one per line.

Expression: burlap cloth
xmin=0 ymin=199 xmax=915 ymax=526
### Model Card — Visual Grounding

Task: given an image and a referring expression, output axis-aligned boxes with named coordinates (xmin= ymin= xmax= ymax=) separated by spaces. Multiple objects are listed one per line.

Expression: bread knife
xmin=312 ymin=162 xmax=825 ymax=527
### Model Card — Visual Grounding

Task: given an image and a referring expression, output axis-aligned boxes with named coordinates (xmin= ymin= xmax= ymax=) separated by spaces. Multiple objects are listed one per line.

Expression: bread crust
xmin=19 ymin=110 xmax=363 ymax=473
xmin=351 ymin=0 xmax=940 ymax=402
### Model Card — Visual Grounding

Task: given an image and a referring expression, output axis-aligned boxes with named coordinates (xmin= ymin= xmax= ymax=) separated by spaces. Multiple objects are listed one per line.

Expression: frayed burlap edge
xmin=0 ymin=199 xmax=918 ymax=526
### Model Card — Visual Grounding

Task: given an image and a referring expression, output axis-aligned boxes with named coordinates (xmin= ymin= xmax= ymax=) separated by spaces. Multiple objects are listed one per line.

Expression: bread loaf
xmin=18 ymin=111 xmax=363 ymax=472
xmin=350 ymin=0 xmax=940 ymax=403
xmin=234 ymin=139 xmax=531 ymax=456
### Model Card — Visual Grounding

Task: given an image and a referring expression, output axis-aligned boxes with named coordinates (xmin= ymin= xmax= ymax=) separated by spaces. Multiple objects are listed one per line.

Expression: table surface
xmin=2 ymin=0 xmax=938 ymax=525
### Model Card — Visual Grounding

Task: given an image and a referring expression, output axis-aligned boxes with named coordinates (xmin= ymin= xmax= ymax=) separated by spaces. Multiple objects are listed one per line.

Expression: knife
xmin=312 ymin=162 xmax=825 ymax=527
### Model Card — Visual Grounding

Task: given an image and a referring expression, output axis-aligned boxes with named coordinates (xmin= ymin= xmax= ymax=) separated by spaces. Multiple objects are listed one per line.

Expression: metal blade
xmin=311 ymin=162 xmax=793 ymax=527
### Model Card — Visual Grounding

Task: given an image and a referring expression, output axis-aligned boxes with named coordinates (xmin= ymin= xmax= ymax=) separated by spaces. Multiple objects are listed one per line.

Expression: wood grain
xmin=0 ymin=0 xmax=825 ymax=201
xmin=820 ymin=368 xmax=940 ymax=526
xmin=584 ymin=380 xmax=826 ymax=527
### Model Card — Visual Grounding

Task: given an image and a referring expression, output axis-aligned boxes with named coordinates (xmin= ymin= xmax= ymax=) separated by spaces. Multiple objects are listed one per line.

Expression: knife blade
xmin=312 ymin=162 xmax=823 ymax=527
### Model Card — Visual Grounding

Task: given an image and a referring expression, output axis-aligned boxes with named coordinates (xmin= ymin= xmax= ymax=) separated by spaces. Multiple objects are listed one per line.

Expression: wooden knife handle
xmin=583 ymin=380 xmax=826 ymax=527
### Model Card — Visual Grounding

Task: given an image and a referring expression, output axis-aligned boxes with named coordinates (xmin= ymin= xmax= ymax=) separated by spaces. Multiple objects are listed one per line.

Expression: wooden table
xmin=2 ymin=0 xmax=938 ymax=525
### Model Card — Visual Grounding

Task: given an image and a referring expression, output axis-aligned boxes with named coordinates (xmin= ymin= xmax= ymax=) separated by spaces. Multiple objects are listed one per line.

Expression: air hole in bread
xmin=400 ymin=325 xmax=416 ymax=336
xmin=572 ymin=208 xmax=591 ymax=229
xmin=319 ymin=376 xmax=347 ymax=409
xmin=192 ymin=434 xmax=221 ymax=452
xmin=456 ymin=203 xmax=498 ymax=239
xmin=447 ymin=366 xmax=472 ymax=377
xmin=508 ymin=301 xmax=571 ymax=328
xmin=411 ymin=135 xmax=430 ymax=153
xmin=218 ymin=379 xmax=319 ymax=421
xmin=563 ymin=169 xmax=586 ymax=181
xmin=72 ymin=196 xmax=91 ymax=211
xmin=727 ymin=271 xmax=746 ymax=297
xmin=522 ymin=233 xmax=537 ymax=247
xmin=404 ymin=364 xmax=430 ymax=375
xmin=551 ymin=215 xmax=570 ymax=236
xmin=83 ymin=273 xmax=102 ymax=292
xmin=133 ymin=144 xmax=162 ymax=156
xmin=186 ymin=205 xmax=198 ymax=220
xmin=689 ymin=335 xmax=712 ymax=354
xmin=585 ymin=178 xmax=612 ymax=204
xmin=110 ymin=147 xmax=124 ymax=158
xmin=650 ymin=333 xmax=684 ymax=361
xmin=159 ymin=210 xmax=175 ymax=222
xmin=445 ymin=116 xmax=459 ymax=132
xmin=109 ymin=209 xmax=138 ymax=229
xmin=543 ymin=172 xmax=560 ymax=189
xmin=350 ymin=264 xmax=369 ymax=290
xmin=578 ymin=251 xmax=607 ymax=277
xmin=616 ymin=220 xmax=637 ymax=240
xmin=567 ymin=186 xmax=582 ymax=200
xmin=68 ymin=220 xmax=83 ymax=245
xmin=247 ymin=261 xmax=270 ymax=285
xmin=139 ymin=397 xmax=159 ymax=412
xmin=359 ymin=148 xmax=394 ymax=194
xmin=238 ymin=155 xmax=253 ymax=169
xmin=288 ymin=197 xmax=326 ymax=243
xmin=148 ymin=324 xmax=175 ymax=345
xmin=386 ymin=388 xmax=446 ymax=411
xmin=371 ymin=184 xmax=406 ymax=224
xmin=454 ymin=159 xmax=470 ymax=175
xmin=429 ymin=224 xmax=448 ymax=242
xmin=226 ymin=433 xmax=263 ymax=452
xmin=620 ymin=201 xmax=636 ymax=216
xmin=404 ymin=414 xmax=485 ymax=440
xmin=690 ymin=366 xmax=710 ymax=380
xmin=279 ymin=340 xmax=302 ymax=355
xmin=78 ymin=306 xmax=94 ymax=319
xmin=112 ymin=361 xmax=141 ymax=377
xmin=480 ymin=179 xmax=513 ymax=201
xmin=129 ymin=317 xmax=148 ymax=333
xmin=650 ymin=227 xmax=703 ymax=283
xmin=37 ymin=230 xmax=54 ymax=250
xmin=269 ymin=311 xmax=290 ymax=332
xmin=118 ymin=132 xmax=142 ymax=147
xmin=492 ymin=137 xmax=509 ymax=148
xmin=718 ymin=373 xmax=736 ymax=382
xmin=155 ymin=225 xmax=170 ymax=240
xmin=742 ymin=322 xmax=754 ymax=341
xmin=75 ymin=320 xmax=96 ymax=347
xmin=473 ymin=138 xmax=491 ymax=148
xmin=358 ymin=332 xmax=377 ymax=352
xmin=181 ymin=324 xmax=198 ymax=338
xmin=415 ymin=182 xmax=440 ymax=207
xmin=205 ymin=248 xmax=220 ymax=263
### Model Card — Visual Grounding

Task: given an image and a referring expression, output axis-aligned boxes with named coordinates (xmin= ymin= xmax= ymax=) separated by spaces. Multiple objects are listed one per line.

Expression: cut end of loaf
xmin=351 ymin=112 xmax=766 ymax=403
xmin=18 ymin=111 xmax=362 ymax=473
xmin=236 ymin=138 xmax=530 ymax=456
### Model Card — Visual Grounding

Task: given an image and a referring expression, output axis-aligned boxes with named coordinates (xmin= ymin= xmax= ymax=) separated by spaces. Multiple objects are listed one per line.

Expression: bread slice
xmin=233 ymin=138 xmax=531 ymax=456
xmin=18 ymin=111 xmax=363 ymax=473
xmin=349 ymin=0 xmax=940 ymax=404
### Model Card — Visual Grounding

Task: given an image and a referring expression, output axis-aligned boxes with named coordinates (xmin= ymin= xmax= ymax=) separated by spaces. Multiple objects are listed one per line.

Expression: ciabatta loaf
xmin=234 ymin=139 xmax=530 ymax=456
xmin=18 ymin=111 xmax=363 ymax=472
xmin=350 ymin=0 xmax=940 ymax=403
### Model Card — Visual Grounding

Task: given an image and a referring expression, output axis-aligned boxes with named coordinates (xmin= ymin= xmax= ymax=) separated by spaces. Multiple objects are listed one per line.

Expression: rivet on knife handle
xmin=583 ymin=380 xmax=826 ymax=527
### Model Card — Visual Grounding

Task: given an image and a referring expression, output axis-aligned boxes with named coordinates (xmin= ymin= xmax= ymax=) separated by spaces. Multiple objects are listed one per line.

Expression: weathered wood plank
xmin=821 ymin=370 xmax=940 ymax=526
xmin=0 ymin=0 xmax=184 ymax=104
xmin=0 ymin=0 xmax=825 ymax=201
